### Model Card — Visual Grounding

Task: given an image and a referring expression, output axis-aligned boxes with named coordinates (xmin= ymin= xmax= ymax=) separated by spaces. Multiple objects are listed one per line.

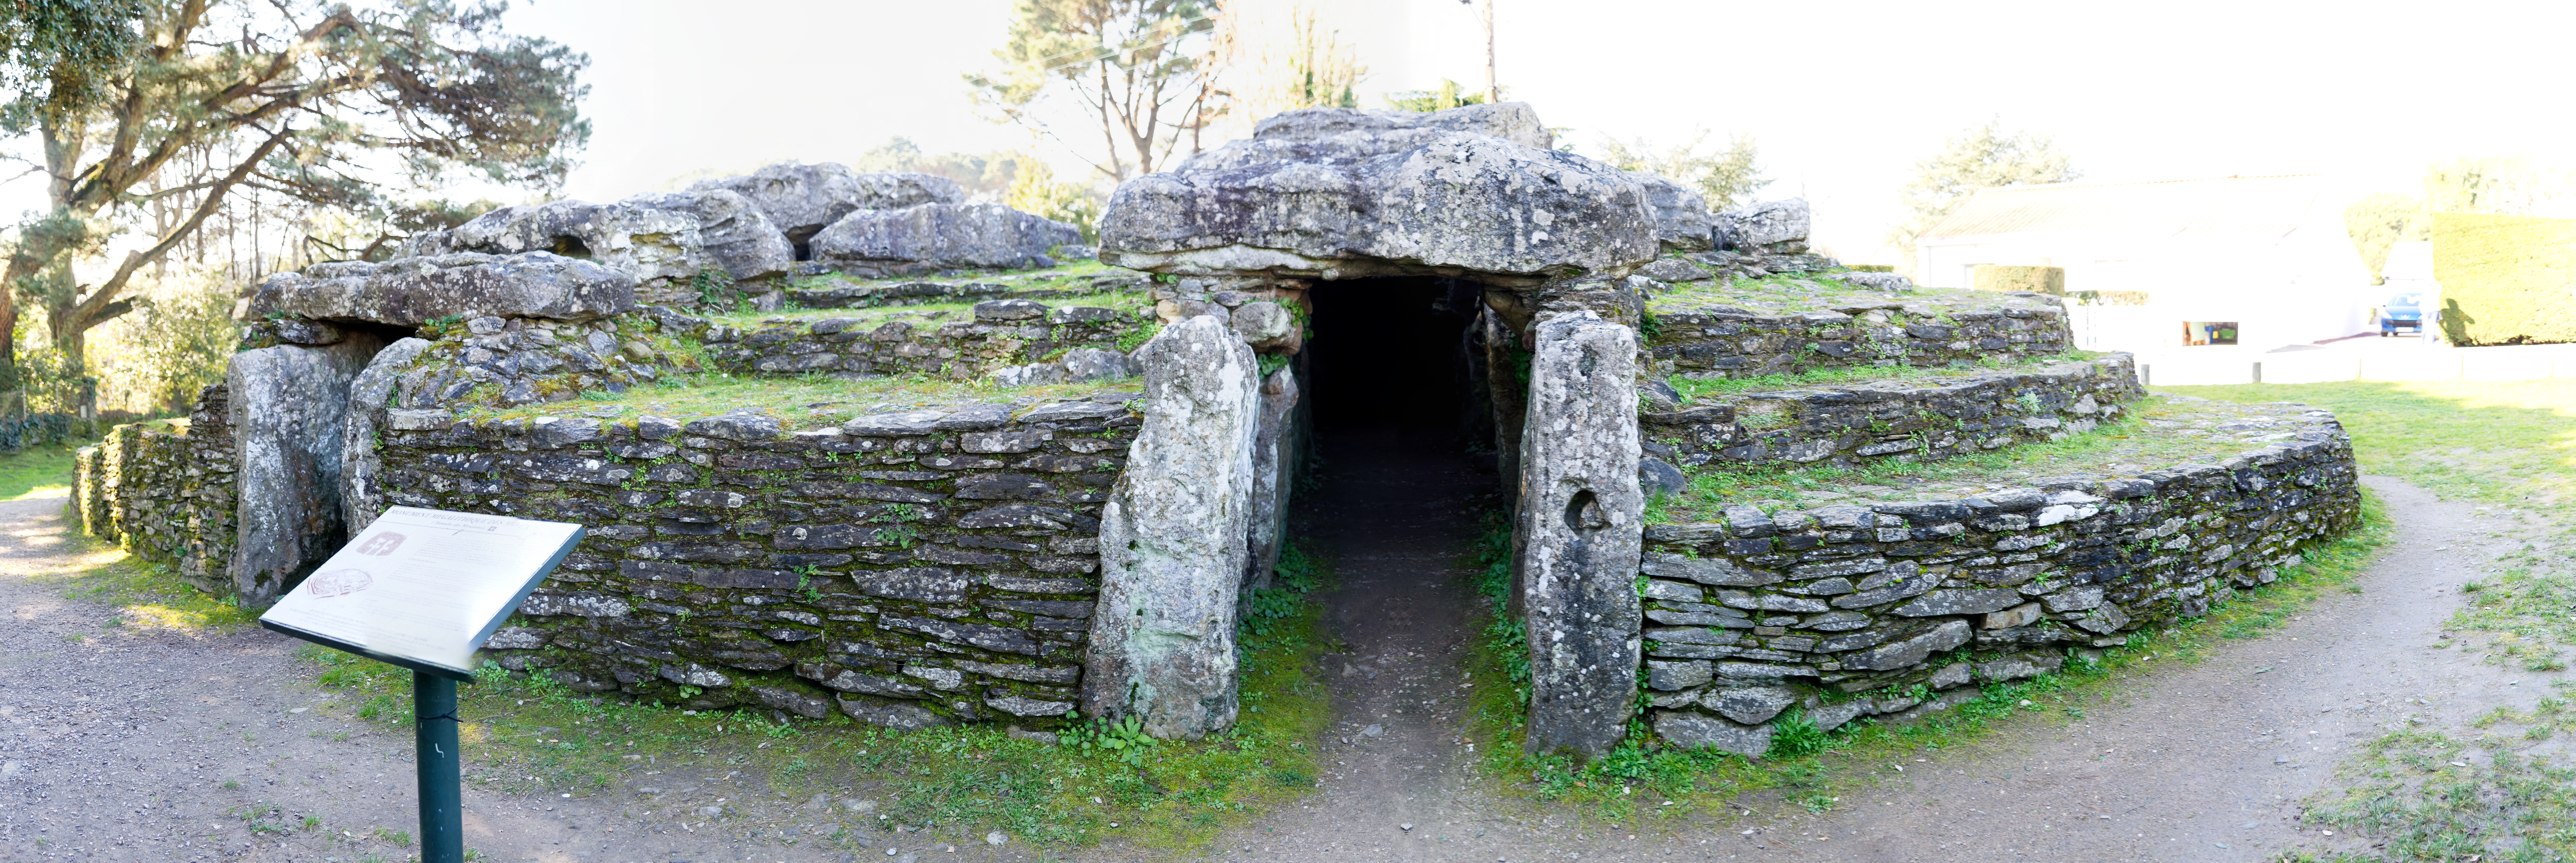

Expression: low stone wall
xmin=1642 ymin=354 xmax=2145 ymax=469
xmin=784 ymin=270 xmax=1149 ymax=310
xmin=1637 ymin=408 xmax=2361 ymax=755
xmin=700 ymin=299 xmax=1149 ymax=379
xmin=1649 ymin=302 xmax=2072 ymax=377
xmin=372 ymin=395 xmax=1140 ymax=728
xmin=72 ymin=387 xmax=238 ymax=596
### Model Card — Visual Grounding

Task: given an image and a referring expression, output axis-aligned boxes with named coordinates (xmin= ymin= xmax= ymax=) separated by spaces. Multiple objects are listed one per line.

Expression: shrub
xmin=1972 ymin=264 xmax=2065 ymax=295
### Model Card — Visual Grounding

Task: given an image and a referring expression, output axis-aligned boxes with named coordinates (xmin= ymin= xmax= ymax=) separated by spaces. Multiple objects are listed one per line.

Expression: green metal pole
xmin=415 ymin=671 xmax=464 ymax=863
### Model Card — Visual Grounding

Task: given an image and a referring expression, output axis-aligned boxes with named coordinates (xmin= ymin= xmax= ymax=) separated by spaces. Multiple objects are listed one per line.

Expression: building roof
xmin=1919 ymin=174 xmax=2330 ymax=241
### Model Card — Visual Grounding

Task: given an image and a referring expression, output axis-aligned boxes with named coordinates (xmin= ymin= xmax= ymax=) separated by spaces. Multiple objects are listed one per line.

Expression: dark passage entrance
xmin=1290 ymin=276 xmax=1503 ymax=802
xmin=1303 ymin=277 xmax=1487 ymax=445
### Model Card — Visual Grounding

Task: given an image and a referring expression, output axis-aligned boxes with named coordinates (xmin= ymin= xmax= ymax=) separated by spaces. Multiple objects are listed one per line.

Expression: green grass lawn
xmin=0 ymin=438 xmax=84 ymax=500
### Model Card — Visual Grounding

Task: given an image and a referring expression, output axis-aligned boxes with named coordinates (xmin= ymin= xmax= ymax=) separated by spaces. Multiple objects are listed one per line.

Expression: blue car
xmin=2375 ymin=293 xmax=2424 ymax=336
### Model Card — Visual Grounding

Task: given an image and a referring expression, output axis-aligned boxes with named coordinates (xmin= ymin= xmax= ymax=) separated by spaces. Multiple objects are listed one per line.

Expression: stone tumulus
xmin=73 ymin=102 xmax=2367 ymax=764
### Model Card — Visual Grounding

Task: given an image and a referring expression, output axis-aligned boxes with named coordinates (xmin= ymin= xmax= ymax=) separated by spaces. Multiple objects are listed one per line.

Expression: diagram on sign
xmin=306 ymin=568 xmax=374 ymax=596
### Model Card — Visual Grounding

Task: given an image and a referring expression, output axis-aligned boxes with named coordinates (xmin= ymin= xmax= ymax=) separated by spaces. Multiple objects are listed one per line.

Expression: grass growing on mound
xmin=289 ymin=541 xmax=1337 ymax=855
xmin=1649 ymin=396 xmax=2312 ymax=522
xmin=458 ymin=370 xmax=1133 ymax=427
xmin=705 ymin=287 xmax=1155 ymax=329
xmin=1459 ymin=495 xmax=2391 ymax=824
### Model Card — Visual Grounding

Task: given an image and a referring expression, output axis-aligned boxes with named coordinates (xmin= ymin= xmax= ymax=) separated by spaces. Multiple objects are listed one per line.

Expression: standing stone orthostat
xmin=227 ymin=337 xmax=389 ymax=607
xmin=1516 ymin=310 xmax=1645 ymax=760
xmin=1084 ymin=315 xmax=1262 ymax=739
xmin=1244 ymin=366 xmax=1303 ymax=593
xmin=340 ymin=338 xmax=434 ymax=534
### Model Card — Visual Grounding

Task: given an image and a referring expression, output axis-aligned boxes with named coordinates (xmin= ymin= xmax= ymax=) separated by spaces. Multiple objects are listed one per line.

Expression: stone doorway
xmin=1303 ymin=277 xmax=1491 ymax=454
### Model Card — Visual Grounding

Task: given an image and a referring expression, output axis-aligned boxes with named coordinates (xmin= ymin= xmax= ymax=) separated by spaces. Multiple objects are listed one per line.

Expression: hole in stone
xmin=551 ymin=235 xmax=592 ymax=258
xmin=1563 ymin=489 xmax=1603 ymax=532
xmin=786 ymin=227 xmax=820 ymax=262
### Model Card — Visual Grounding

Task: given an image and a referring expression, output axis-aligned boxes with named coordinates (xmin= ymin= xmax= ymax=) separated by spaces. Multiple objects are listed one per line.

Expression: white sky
xmin=16 ymin=0 xmax=2576 ymax=265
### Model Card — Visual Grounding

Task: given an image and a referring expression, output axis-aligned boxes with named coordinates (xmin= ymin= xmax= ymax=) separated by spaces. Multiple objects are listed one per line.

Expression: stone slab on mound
xmin=1101 ymin=132 xmax=1658 ymax=284
xmin=1251 ymin=101 xmax=1553 ymax=149
xmin=252 ymin=252 xmax=639 ymax=326
xmin=690 ymin=162 xmax=965 ymax=241
xmin=403 ymin=190 xmax=794 ymax=300
xmin=390 ymin=310 xmax=687 ymax=409
xmin=809 ymin=203 xmax=1083 ymax=278
xmin=1172 ymin=102 xmax=1552 ymax=174
xmin=1631 ymin=172 xmax=1717 ymax=252
xmin=1640 ymin=396 xmax=2362 ymax=752
xmin=1643 ymin=354 xmax=2145 ymax=469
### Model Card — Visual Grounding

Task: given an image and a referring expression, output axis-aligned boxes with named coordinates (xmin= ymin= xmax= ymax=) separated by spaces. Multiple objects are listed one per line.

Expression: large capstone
xmin=809 ymin=203 xmax=1084 ymax=277
xmin=403 ymin=189 xmax=793 ymax=301
xmin=1251 ymin=101 xmax=1554 ymax=149
xmin=1515 ymin=310 xmax=1645 ymax=760
xmin=690 ymin=162 xmax=965 ymax=246
xmin=228 ymin=337 xmax=388 ymax=607
xmin=1101 ymin=132 xmax=1658 ymax=286
xmin=1083 ymin=315 xmax=1260 ymax=740
xmin=339 ymin=338 xmax=433 ymax=534
xmin=250 ymin=252 xmax=638 ymax=326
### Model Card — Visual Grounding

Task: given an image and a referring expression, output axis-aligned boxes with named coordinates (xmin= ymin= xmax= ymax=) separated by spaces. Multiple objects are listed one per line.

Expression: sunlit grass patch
xmin=2280 ymin=725 xmax=2576 ymax=862
xmin=0 ymin=439 xmax=83 ymax=500
xmin=42 ymin=554 xmax=259 ymax=632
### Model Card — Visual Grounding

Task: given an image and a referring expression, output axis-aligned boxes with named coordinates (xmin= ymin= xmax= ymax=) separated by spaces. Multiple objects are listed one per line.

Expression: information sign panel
xmin=258 ymin=506 xmax=585 ymax=680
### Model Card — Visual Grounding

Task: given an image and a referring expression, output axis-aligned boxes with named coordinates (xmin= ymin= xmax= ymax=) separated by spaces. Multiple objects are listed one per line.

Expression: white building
xmin=1914 ymin=175 xmax=2377 ymax=352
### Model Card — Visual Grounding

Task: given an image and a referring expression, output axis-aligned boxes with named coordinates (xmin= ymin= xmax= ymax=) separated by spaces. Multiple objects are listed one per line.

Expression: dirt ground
xmin=0 ymin=466 xmax=2554 ymax=863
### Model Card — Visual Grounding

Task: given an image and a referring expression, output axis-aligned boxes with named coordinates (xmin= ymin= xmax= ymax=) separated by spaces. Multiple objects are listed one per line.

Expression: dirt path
xmin=1785 ymin=475 xmax=2555 ymax=863
xmin=1 ymin=470 xmax=2548 ymax=863
xmin=1196 ymin=474 xmax=2554 ymax=863
xmin=0 ymin=494 xmax=990 ymax=863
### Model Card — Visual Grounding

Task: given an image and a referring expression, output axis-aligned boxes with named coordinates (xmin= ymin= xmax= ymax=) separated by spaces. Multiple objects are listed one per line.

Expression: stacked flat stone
xmin=1642 ymin=355 xmax=2144 ymax=469
xmin=699 ymin=299 xmax=1148 ymax=380
xmin=1648 ymin=296 xmax=2072 ymax=377
xmin=391 ymin=310 xmax=695 ymax=408
xmin=375 ymin=395 xmax=1140 ymax=727
xmin=1639 ymin=399 xmax=2362 ymax=755
xmin=70 ymin=386 xmax=240 ymax=597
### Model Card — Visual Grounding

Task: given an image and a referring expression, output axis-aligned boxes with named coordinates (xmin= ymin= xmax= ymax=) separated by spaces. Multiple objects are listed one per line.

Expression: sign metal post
xmin=417 ymin=672 xmax=464 ymax=863
xmin=256 ymin=506 xmax=585 ymax=863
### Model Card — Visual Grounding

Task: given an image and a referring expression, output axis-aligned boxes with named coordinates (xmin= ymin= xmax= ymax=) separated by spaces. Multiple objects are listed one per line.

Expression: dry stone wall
xmin=1637 ymin=406 xmax=2362 ymax=755
xmin=1649 ymin=301 xmax=2072 ymax=377
xmin=699 ymin=299 xmax=1149 ymax=380
xmin=371 ymin=395 xmax=1140 ymax=728
xmin=1642 ymin=355 xmax=2146 ymax=470
xmin=72 ymin=386 xmax=239 ymax=596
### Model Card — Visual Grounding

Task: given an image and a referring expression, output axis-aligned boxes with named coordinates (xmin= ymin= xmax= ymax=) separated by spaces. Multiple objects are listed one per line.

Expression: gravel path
xmin=0 ymin=471 xmax=2541 ymax=863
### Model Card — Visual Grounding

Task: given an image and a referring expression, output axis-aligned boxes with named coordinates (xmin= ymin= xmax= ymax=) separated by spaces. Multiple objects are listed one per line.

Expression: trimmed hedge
xmin=1973 ymin=264 xmax=2065 ymax=295
xmin=2430 ymin=212 xmax=2576 ymax=345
